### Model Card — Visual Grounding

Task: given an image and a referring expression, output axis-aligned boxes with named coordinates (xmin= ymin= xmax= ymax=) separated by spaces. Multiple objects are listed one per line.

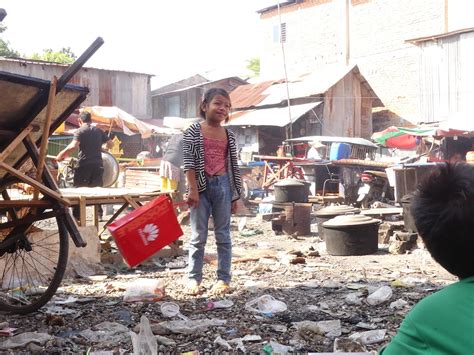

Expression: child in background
xmin=183 ymin=88 xmax=242 ymax=295
xmin=379 ymin=163 xmax=474 ymax=354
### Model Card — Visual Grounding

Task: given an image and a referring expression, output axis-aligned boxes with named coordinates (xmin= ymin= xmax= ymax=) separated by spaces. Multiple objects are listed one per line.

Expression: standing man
xmin=56 ymin=111 xmax=113 ymax=220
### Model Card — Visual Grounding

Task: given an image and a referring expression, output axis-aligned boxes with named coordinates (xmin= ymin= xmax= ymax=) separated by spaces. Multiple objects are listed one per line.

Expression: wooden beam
xmin=35 ymin=76 xmax=57 ymax=189
xmin=0 ymin=161 xmax=70 ymax=205
xmin=0 ymin=200 xmax=53 ymax=207
xmin=123 ymin=195 xmax=140 ymax=209
xmin=0 ymin=125 xmax=34 ymax=163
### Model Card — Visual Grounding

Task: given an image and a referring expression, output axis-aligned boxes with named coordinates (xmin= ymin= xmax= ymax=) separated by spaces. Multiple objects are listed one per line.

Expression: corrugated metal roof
xmin=286 ymin=135 xmax=378 ymax=148
xmin=230 ymin=65 xmax=383 ymax=109
xmin=0 ymin=57 xmax=154 ymax=77
xmin=406 ymin=27 xmax=474 ymax=45
xmin=230 ymin=80 xmax=283 ymax=108
xmin=227 ymin=102 xmax=321 ymax=127
xmin=154 ymin=76 xmax=248 ymax=96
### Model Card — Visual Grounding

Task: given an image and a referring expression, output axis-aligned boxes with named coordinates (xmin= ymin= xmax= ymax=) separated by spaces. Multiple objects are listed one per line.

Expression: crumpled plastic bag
xmin=130 ymin=316 xmax=157 ymax=355
xmin=123 ymin=279 xmax=165 ymax=302
xmin=0 ymin=332 xmax=52 ymax=349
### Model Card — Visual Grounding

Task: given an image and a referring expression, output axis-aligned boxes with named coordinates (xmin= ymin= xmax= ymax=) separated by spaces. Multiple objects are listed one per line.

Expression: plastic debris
xmin=206 ymin=299 xmax=234 ymax=310
xmin=79 ymin=322 xmax=129 ymax=344
xmin=366 ymin=286 xmax=393 ymax=305
xmin=245 ymin=295 xmax=287 ymax=315
xmin=123 ymin=279 xmax=165 ymax=302
xmin=214 ymin=335 xmax=231 ymax=350
xmin=160 ymin=302 xmax=190 ymax=321
xmin=349 ymin=329 xmax=387 ymax=345
xmin=0 ymin=332 xmax=52 ymax=350
xmin=130 ymin=316 xmax=158 ymax=355
xmin=0 ymin=327 xmax=17 ymax=337
xmin=263 ymin=340 xmax=293 ymax=354
xmin=390 ymin=298 xmax=408 ymax=309
xmin=294 ymin=319 xmax=342 ymax=338
xmin=159 ymin=319 xmax=226 ymax=334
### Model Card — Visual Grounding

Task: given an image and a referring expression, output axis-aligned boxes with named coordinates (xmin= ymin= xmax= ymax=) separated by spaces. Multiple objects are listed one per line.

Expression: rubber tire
xmin=0 ymin=216 xmax=69 ymax=314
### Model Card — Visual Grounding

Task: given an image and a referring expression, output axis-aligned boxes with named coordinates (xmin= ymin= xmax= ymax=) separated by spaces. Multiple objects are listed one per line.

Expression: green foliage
xmin=29 ymin=47 xmax=77 ymax=64
xmin=0 ymin=24 xmax=20 ymax=57
xmin=246 ymin=57 xmax=260 ymax=77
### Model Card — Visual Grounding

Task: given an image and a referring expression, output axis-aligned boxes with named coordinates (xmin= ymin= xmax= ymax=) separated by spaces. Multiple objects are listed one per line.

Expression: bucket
xmin=323 ymin=215 xmax=380 ymax=256
xmin=329 ymin=143 xmax=351 ymax=161
xmin=107 ymin=194 xmax=183 ymax=267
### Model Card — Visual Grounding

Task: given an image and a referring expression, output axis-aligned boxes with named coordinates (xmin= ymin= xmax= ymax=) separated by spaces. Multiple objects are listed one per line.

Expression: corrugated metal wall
xmin=419 ymin=32 xmax=474 ymax=122
xmin=0 ymin=59 xmax=152 ymax=119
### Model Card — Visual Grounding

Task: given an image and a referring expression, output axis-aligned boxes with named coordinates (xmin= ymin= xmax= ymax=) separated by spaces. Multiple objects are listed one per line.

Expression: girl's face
xmin=202 ymin=94 xmax=231 ymax=123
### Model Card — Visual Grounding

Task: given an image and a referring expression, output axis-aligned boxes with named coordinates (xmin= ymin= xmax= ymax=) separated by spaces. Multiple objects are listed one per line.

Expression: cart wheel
xmin=0 ymin=181 xmax=69 ymax=314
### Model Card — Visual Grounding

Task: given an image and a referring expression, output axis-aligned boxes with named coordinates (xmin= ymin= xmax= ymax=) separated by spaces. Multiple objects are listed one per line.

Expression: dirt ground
xmin=0 ymin=210 xmax=456 ymax=354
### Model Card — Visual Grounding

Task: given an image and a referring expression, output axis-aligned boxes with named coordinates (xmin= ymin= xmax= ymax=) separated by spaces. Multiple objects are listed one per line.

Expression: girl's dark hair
xmin=199 ymin=88 xmax=232 ymax=123
xmin=412 ymin=163 xmax=474 ymax=279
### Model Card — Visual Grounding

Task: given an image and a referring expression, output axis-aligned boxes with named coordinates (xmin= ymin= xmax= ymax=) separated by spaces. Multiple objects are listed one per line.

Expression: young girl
xmin=183 ymin=88 xmax=242 ymax=295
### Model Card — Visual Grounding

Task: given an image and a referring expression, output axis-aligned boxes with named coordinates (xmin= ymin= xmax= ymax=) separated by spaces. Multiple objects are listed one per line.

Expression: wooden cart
xmin=0 ymin=38 xmax=103 ymax=314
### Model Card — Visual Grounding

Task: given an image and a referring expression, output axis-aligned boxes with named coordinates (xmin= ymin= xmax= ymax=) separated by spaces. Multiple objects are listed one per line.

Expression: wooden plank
xmin=79 ymin=196 xmax=86 ymax=227
xmin=123 ymin=195 xmax=140 ymax=209
xmin=0 ymin=125 xmax=34 ymax=163
xmin=35 ymin=76 xmax=57 ymax=188
xmin=0 ymin=161 xmax=70 ymax=205
xmin=0 ymin=200 xmax=53 ymax=207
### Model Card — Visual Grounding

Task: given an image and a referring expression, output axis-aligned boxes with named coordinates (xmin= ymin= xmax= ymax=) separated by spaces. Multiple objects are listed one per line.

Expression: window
xmin=273 ymin=23 xmax=287 ymax=43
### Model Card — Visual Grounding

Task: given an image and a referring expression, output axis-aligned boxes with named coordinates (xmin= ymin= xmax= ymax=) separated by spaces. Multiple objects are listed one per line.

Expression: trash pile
xmin=0 ymin=216 xmax=455 ymax=353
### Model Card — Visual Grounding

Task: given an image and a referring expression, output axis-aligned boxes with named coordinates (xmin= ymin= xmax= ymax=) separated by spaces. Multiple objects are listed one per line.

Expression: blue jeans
xmin=188 ymin=174 xmax=232 ymax=283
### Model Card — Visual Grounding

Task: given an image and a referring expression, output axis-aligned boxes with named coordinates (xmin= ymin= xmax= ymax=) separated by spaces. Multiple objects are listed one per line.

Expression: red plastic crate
xmin=107 ymin=194 xmax=183 ymax=268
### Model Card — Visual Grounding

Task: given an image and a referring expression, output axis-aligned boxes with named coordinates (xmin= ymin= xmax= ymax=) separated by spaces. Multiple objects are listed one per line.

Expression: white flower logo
xmin=139 ymin=223 xmax=159 ymax=246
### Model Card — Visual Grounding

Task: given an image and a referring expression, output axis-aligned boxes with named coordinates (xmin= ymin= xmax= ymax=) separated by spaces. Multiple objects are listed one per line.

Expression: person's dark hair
xmin=80 ymin=111 xmax=92 ymax=123
xmin=199 ymin=88 xmax=231 ymax=123
xmin=412 ymin=163 xmax=474 ymax=279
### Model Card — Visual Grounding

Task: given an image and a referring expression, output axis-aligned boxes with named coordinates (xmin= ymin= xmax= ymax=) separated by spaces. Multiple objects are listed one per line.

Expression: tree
xmin=29 ymin=47 xmax=76 ymax=64
xmin=246 ymin=57 xmax=260 ymax=77
xmin=0 ymin=23 xmax=20 ymax=57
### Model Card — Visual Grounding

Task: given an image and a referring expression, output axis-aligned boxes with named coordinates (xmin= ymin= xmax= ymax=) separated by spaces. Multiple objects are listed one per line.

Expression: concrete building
xmin=257 ymin=0 xmax=473 ymax=125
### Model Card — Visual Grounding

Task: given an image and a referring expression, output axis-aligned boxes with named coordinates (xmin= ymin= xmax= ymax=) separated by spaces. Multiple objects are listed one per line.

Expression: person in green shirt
xmin=380 ymin=163 xmax=474 ymax=354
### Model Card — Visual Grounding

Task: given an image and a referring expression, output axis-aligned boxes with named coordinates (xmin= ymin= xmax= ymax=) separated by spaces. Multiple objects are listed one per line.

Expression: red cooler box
xmin=107 ymin=195 xmax=183 ymax=267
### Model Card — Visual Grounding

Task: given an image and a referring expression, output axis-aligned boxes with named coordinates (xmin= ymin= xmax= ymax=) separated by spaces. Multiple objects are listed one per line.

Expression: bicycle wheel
xmin=0 ymin=180 xmax=69 ymax=314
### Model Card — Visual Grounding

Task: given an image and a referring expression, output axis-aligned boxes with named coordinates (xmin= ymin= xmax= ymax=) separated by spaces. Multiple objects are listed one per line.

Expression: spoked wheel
xmin=0 ymin=180 xmax=69 ymax=314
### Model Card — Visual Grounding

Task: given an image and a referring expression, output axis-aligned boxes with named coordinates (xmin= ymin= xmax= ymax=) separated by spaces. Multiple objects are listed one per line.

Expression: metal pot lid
xmin=274 ymin=178 xmax=305 ymax=187
xmin=315 ymin=205 xmax=360 ymax=216
xmin=323 ymin=214 xmax=380 ymax=227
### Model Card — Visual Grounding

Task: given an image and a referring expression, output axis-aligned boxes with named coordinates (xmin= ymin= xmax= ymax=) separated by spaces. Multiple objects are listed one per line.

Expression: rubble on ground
xmin=0 ymin=212 xmax=455 ymax=353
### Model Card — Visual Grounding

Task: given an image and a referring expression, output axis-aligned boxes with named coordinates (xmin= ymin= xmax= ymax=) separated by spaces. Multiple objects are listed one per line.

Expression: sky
xmin=0 ymin=0 xmax=271 ymax=89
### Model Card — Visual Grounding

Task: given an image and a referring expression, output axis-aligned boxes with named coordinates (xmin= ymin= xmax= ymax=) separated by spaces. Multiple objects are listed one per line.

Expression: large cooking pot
xmin=274 ymin=178 xmax=310 ymax=203
xmin=102 ymin=151 xmax=119 ymax=187
xmin=315 ymin=205 xmax=360 ymax=240
xmin=322 ymin=214 xmax=380 ymax=256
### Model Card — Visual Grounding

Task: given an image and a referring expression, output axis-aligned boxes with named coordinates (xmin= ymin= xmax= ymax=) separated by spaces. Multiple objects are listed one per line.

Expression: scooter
xmin=357 ymin=170 xmax=393 ymax=208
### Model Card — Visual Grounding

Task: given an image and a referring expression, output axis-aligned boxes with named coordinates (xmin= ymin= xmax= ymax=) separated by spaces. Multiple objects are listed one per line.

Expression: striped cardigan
xmin=183 ymin=122 xmax=242 ymax=201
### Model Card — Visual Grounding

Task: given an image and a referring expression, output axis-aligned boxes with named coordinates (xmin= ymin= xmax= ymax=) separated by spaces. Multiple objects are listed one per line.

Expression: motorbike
xmin=357 ymin=170 xmax=393 ymax=208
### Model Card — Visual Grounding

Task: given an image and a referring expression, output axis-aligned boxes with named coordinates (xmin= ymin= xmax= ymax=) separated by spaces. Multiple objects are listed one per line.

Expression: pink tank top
xmin=204 ymin=137 xmax=228 ymax=176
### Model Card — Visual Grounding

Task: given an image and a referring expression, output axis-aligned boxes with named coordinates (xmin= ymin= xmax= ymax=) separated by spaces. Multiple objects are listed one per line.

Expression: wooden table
xmin=60 ymin=187 xmax=169 ymax=227
xmin=60 ymin=187 xmax=183 ymax=257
